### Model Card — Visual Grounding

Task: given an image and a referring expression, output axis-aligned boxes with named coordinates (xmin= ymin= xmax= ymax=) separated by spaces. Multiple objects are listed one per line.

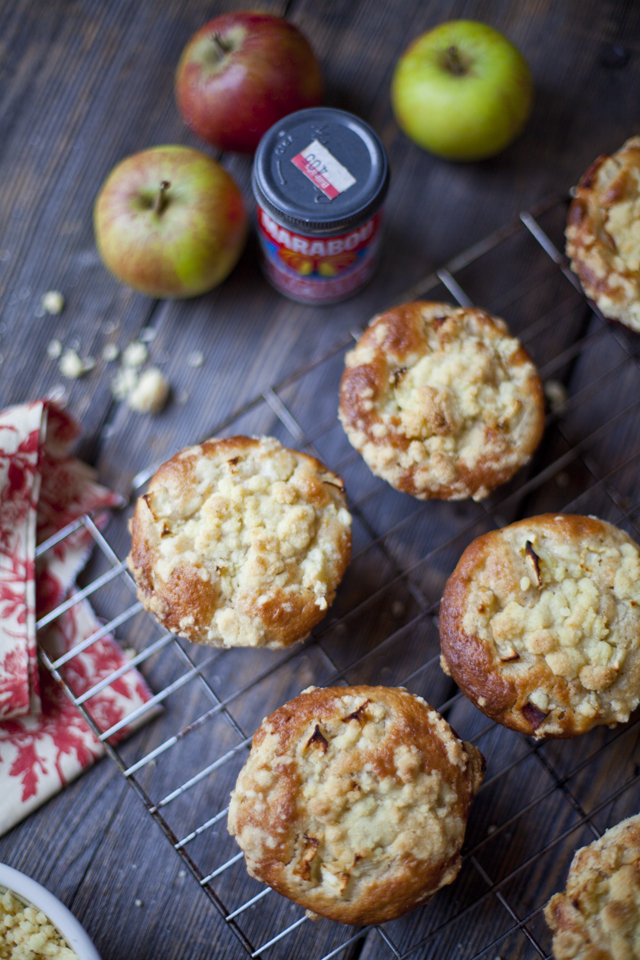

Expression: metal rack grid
xmin=36 ymin=194 xmax=640 ymax=960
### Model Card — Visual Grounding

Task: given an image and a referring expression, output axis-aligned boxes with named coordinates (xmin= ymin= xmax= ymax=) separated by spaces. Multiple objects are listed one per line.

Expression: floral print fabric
xmin=0 ymin=401 xmax=153 ymax=834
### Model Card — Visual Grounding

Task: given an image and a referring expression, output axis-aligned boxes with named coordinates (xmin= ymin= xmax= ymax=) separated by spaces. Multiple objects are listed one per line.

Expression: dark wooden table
xmin=2 ymin=2 xmax=640 ymax=959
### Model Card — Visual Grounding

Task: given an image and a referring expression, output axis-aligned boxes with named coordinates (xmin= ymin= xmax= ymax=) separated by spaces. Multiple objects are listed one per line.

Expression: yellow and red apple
xmin=93 ymin=146 xmax=247 ymax=299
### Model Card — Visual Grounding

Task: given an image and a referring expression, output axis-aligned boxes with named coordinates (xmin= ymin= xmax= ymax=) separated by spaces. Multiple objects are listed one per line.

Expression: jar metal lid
xmin=252 ymin=107 xmax=389 ymax=234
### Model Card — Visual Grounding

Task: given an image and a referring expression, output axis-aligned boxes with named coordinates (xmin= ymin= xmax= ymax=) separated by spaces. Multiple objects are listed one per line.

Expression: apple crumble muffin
xmin=545 ymin=813 xmax=640 ymax=960
xmin=128 ymin=436 xmax=351 ymax=649
xmin=228 ymin=685 xmax=485 ymax=925
xmin=439 ymin=514 xmax=640 ymax=738
xmin=338 ymin=301 xmax=544 ymax=501
xmin=566 ymin=136 xmax=640 ymax=332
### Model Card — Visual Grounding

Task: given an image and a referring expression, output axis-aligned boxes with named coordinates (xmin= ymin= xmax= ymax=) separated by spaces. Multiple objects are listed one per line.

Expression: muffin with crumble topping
xmin=128 ymin=436 xmax=351 ymax=649
xmin=228 ymin=685 xmax=485 ymax=925
xmin=545 ymin=813 xmax=640 ymax=959
xmin=566 ymin=136 xmax=640 ymax=332
xmin=338 ymin=301 xmax=544 ymax=501
xmin=439 ymin=514 xmax=640 ymax=738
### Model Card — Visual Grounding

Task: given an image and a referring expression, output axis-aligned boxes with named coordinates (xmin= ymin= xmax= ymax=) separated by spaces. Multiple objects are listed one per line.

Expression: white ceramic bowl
xmin=0 ymin=863 xmax=101 ymax=960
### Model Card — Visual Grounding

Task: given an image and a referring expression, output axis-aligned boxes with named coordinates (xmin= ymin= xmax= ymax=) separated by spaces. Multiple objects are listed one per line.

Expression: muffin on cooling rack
xmin=228 ymin=684 xmax=485 ymax=925
xmin=338 ymin=301 xmax=544 ymax=501
xmin=566 ymin=136 xmax=640 ymax=333
xmin=439 ymin=514 xmax=640 ymax=739
xmin=128 ymin=436 xmax=351 ymax=650
xmin=545 ymin=813 xmax=640 ymax=960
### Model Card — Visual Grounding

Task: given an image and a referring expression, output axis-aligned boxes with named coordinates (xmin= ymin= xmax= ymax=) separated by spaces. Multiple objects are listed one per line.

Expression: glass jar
xmin=252 ymin=107 xmax=390 ymax=305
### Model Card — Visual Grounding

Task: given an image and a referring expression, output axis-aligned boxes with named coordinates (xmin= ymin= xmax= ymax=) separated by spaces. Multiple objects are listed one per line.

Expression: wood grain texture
xmin=2 ymin=1 xmax=640 ymax=959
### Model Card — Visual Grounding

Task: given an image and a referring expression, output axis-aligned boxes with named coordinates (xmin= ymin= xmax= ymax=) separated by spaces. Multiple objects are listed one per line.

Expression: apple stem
xmin=153 ymin=181 xmax=171 ymax=216
xmin=210 ymin=32 xmax=231 ymax=60
xmin=446 ymin=45 xmax=466 ymax=76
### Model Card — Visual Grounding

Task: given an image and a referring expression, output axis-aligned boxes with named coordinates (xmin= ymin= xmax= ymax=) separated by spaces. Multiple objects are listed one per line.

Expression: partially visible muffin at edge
xmin=228 ymin=685 xmax=485 ymax=925
xmin=338 ymin=301 xmax=544 ymax=502
xmin=127 ymin=436 xmax=352 ymax=649
xmin=566 ymin=136 xmax=640 ymax=333
xmin=545 ymin=813 xmax=640 ymax=960
xmin=439 ymin=514 xmax=640 ymax=739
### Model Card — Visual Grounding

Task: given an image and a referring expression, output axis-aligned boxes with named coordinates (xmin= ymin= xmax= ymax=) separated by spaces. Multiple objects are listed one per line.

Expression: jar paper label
xmin=291 ymin=140 xmax=356 ymax=200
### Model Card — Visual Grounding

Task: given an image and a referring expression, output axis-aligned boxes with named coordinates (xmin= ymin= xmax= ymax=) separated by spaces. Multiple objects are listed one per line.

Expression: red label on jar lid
xmin=290 ymin=140 xmax=357 ymax=200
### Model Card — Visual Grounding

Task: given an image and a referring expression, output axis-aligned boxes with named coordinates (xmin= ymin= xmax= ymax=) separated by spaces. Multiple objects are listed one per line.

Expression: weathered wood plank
xmin=0 ymin=0 xmax=287 ymax=439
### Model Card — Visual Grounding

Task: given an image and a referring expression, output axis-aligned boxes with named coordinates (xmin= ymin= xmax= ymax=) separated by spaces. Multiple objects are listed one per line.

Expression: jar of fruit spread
xmin=252 ymin=107 xmax=389 ymax=304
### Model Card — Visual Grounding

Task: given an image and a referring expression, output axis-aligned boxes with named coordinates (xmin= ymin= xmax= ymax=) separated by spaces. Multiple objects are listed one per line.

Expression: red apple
xmin=94 ymin=146 xmax=247 ymax=299
xmin=175 ymin=12 xmax=323 ymax=154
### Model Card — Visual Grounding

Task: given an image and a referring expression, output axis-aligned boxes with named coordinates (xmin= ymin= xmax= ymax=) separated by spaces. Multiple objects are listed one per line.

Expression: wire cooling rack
xmin=37 ymin=195 xmax=640 ymax=960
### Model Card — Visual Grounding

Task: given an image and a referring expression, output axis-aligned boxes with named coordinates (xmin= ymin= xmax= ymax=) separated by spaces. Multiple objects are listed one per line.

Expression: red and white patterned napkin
xmin=0 ymin=402 xmax=47 ymax=719
xmin=0 ymin=400 xmax=154 ymax=835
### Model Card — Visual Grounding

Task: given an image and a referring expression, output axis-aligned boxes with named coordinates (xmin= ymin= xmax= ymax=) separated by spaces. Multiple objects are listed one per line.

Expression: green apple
xmin=391 ymin=20 xmax=533 ymax=162
xmin=94 ymin=145 xmax=248 ymax=298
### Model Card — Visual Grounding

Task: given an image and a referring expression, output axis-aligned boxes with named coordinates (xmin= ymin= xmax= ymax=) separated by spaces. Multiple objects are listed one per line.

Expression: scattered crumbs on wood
xmin=187 ymin=350 xmax=204 ymax=368
xmin=59 ymin=349 xmax=95 ymax=379
xmin=545 ymin=379 xmax=567 ymax=412
xmin=122 ymin=341 xmax=148 ymax=368
xmin=111 ymin=366 xmax=138 ymax=400
xmin=102 ymin=342 xmax=120 ymax=362
xmin=41 ymin=290 xmax=65 ymax=315
xmin=111 ymin=360 xmax=170 ymax=415
xmin=126 ymin=367 xmax=170 ymax=414
xmin=139 ymin=326 xmax=157 ymax=342
xmin=47 ymin=339 xmax=63 ymax=359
